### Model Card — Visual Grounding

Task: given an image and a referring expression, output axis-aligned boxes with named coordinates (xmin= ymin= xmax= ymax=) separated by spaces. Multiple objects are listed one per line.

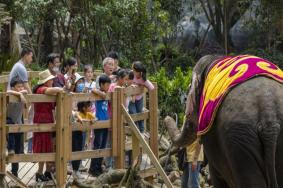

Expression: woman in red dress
xmin=32 ymin=69 xmax=63 ymax=181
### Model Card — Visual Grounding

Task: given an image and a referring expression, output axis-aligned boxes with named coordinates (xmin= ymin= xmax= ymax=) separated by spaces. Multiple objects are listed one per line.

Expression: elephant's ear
xmin=185 ymin=55 xmax=219 ymax=120
xmin=185 ymin=72 xmax=201 ymax=118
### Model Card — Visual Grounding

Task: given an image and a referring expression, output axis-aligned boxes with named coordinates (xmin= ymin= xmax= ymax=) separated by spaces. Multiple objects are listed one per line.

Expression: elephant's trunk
xmin=164 ymin=116 xmax=197 ymax=148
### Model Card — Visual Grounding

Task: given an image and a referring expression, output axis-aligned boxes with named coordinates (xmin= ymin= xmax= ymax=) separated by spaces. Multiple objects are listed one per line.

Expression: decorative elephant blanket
xmin=198 ymin=55 xmax=283 ymax=135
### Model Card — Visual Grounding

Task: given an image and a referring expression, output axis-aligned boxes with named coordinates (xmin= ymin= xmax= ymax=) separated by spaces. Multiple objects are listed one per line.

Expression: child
xmin=6 ymin=77 xmax=27 ymax=177
xmin=89 ymin=74 xmax=111 ymax=177
xmin=126 ymin=70 xmax=136 ymax=105
xmin=129 ymin=61 xmax=154 ymax=133
xmin=83 ymin=65 xmax=96 ymax=149
xmin=32 ymin=69 xmax=63 ymax=181
xmin=72 ymin=101 xmax=95 ymax=179
xmin=83 ymin=64 xmax=96 ymax=93
xmin=108 ymin=69 xmax=128 ymax=92
xmin=74 ymin=75 xmax=85 ymax=93
xmin=105 ymin=69 xmax=129 ymax=170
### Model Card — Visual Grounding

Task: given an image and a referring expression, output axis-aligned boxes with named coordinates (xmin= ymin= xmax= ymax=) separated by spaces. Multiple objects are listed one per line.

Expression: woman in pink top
xmin=129 ymin=61 xmax=154 ymax=133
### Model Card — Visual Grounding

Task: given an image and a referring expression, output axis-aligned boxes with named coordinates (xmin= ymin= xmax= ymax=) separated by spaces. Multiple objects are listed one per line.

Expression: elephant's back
xmin=215 ymin=76 xmax=283 ymax=129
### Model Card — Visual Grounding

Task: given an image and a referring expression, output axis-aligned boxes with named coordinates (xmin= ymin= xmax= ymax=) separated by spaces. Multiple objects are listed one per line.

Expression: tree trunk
xmin=40 ymin=16 xmax=54 ymax=66
xmin=0 ymin=22 xmax=11 ymax=73
xmin=0 ymin=23 xmax=11 ymax=54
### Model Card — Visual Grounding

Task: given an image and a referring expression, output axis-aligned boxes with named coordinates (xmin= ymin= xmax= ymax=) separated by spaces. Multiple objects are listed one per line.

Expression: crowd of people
xmin=6 ymin=48 xmax=204 ymax=188
xmin=6 ymin=48 xmax=155 ymax=181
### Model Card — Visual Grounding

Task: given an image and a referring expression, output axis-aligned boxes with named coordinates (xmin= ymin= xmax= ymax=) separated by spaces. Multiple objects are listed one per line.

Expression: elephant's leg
xmin=258 ymin=122 xmax=280 ymax=188
xmin=275 ymin=128 xmax=283 ymax=188
xmin=223 ymin=125 xmax=269 ymax=188
xmin=209 ymin=164 xmax=230 ymax=188
xmin=202 ymin=128 xmax=234 ymax=187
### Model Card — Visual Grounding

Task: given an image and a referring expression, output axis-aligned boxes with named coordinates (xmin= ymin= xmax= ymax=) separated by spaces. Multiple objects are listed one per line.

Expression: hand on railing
xmin=77 ymin=117 xmax=83 ymax=125
xmin=7 ymin=90 xmax=28 ymax=104
xmin=92 ymin=88 xmax=106 ymax=99
xmin=130 ymin=84 xmax=139 ymax=88
xmin=90 ymin=118 xmax=97 ymax=124
xmin=19 ymin=93 xmax=27 ymax=104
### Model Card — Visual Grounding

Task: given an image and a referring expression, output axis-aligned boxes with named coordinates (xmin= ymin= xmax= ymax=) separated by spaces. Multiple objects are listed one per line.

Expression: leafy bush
xmin=152 ymin=43 xmax=196 ymax=75
xmin=150 ymin=67 xmax=192 ymax=126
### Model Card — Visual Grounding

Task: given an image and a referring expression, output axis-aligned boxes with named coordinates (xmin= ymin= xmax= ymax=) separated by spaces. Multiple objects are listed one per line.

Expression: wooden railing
xmin=0 ymin=82 xmax=160 ymax=187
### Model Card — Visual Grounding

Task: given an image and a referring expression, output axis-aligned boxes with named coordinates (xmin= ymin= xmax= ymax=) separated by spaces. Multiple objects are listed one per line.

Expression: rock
xmin=168 ymin=171 xmax=181 ymax=182
xmin=173 ymin=179 xmax=182 ymax=187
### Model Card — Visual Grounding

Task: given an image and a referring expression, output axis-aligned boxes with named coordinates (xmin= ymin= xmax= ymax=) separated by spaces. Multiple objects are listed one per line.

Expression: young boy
xmin=89 ymin=74 xmax=111 ymax=177
xmin=6 ymin=77 xmax=27 ymax=177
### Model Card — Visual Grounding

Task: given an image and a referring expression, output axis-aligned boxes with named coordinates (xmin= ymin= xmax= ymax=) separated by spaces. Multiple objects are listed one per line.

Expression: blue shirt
xmin=95 ymin=100 xmax=109 ymax=120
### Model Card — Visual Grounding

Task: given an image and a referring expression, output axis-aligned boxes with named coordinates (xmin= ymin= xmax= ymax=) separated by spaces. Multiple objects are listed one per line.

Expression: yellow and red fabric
xmin=198 ymin=55 xmax=283 ymax=135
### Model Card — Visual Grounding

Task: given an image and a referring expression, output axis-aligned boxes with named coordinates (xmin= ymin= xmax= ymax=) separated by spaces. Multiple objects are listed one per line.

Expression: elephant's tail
xmin=258 ymin=122 xmax=280 ymax=188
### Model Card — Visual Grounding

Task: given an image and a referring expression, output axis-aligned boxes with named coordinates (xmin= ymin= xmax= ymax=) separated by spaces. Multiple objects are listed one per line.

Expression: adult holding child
xmin=32 ymin=70 xmax=64 ymax=181
xmin=64 ymin=57 xmax=80 ymax=92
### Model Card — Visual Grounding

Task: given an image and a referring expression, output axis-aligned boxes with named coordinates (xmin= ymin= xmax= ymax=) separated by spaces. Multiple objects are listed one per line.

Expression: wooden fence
xmin=0 ymin=71 xmax=169 ymax=187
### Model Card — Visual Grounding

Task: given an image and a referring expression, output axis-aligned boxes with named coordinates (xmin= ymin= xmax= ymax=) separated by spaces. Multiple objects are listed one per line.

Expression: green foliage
xmin=153 ymin=43 xmax=195 ymax=74
xmin=9 ymin=0 xmax=172 ymax=69
xmin=0 ymin=3 xmax=11 ymax=27
xmin=27 ymin=62 xmax=43 ymax=71
xmin=150 ymin=67 xmax=192 ymax=125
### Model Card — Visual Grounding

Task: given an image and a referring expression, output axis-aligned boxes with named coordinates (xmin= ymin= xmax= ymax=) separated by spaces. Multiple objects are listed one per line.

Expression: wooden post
xmin=111 ymin=91 xmax=118 ymax=159
xmin=143 ymin=92 xmax=147 ymax=132
xmin=149 ymin=83 xmax=158 ymax=157
xmin=55 ymin=93 xmax=68 ymax=187
xmin=64 ymin=94 xmax=72 ymax=162
xmin=115 ymin=87 xmax=125 ymax=168
xmin=132 ymin=132 xmax=140 ymax=163
xmin=0 ymin=93 xmax=6 ymax=173
xmin=2 ymin=83 xmax=7 ymax=92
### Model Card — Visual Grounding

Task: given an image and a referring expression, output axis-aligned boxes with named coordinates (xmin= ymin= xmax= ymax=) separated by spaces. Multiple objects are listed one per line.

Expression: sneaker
xmin=44 ymin=171 xmax=53 ymax=180
xmin=72 ymin=171 xmax=84 ymax=179
xmin=8 ymin=150 xmax=15 ymax=155
xmin=79 ymin=164 xmax=88 ymax=172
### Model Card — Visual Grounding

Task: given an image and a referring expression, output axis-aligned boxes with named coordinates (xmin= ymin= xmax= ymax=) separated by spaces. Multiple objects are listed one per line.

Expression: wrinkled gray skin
xmin=170 ymin=55 xmax=283 ymax=188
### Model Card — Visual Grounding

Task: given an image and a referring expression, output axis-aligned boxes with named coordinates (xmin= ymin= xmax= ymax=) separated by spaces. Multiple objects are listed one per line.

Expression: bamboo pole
xmin=122 ymin=105 xmax=174 ymax=188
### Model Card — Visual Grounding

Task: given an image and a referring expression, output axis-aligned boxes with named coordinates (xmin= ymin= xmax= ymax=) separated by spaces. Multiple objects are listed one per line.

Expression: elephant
xmin=165 ymin=55 xmax=283 ymax=188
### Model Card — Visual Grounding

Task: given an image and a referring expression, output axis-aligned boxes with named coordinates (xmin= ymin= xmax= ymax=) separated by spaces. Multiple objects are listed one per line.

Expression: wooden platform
xmin=4 ymin=140 xmax=154 ymax=188
xmin=5 ymin=142 xmax=96 ymax=187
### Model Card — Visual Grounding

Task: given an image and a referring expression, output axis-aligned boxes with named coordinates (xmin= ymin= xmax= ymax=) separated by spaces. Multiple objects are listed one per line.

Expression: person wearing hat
xmin=32 ymin=69 xmax=63 ymax=182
